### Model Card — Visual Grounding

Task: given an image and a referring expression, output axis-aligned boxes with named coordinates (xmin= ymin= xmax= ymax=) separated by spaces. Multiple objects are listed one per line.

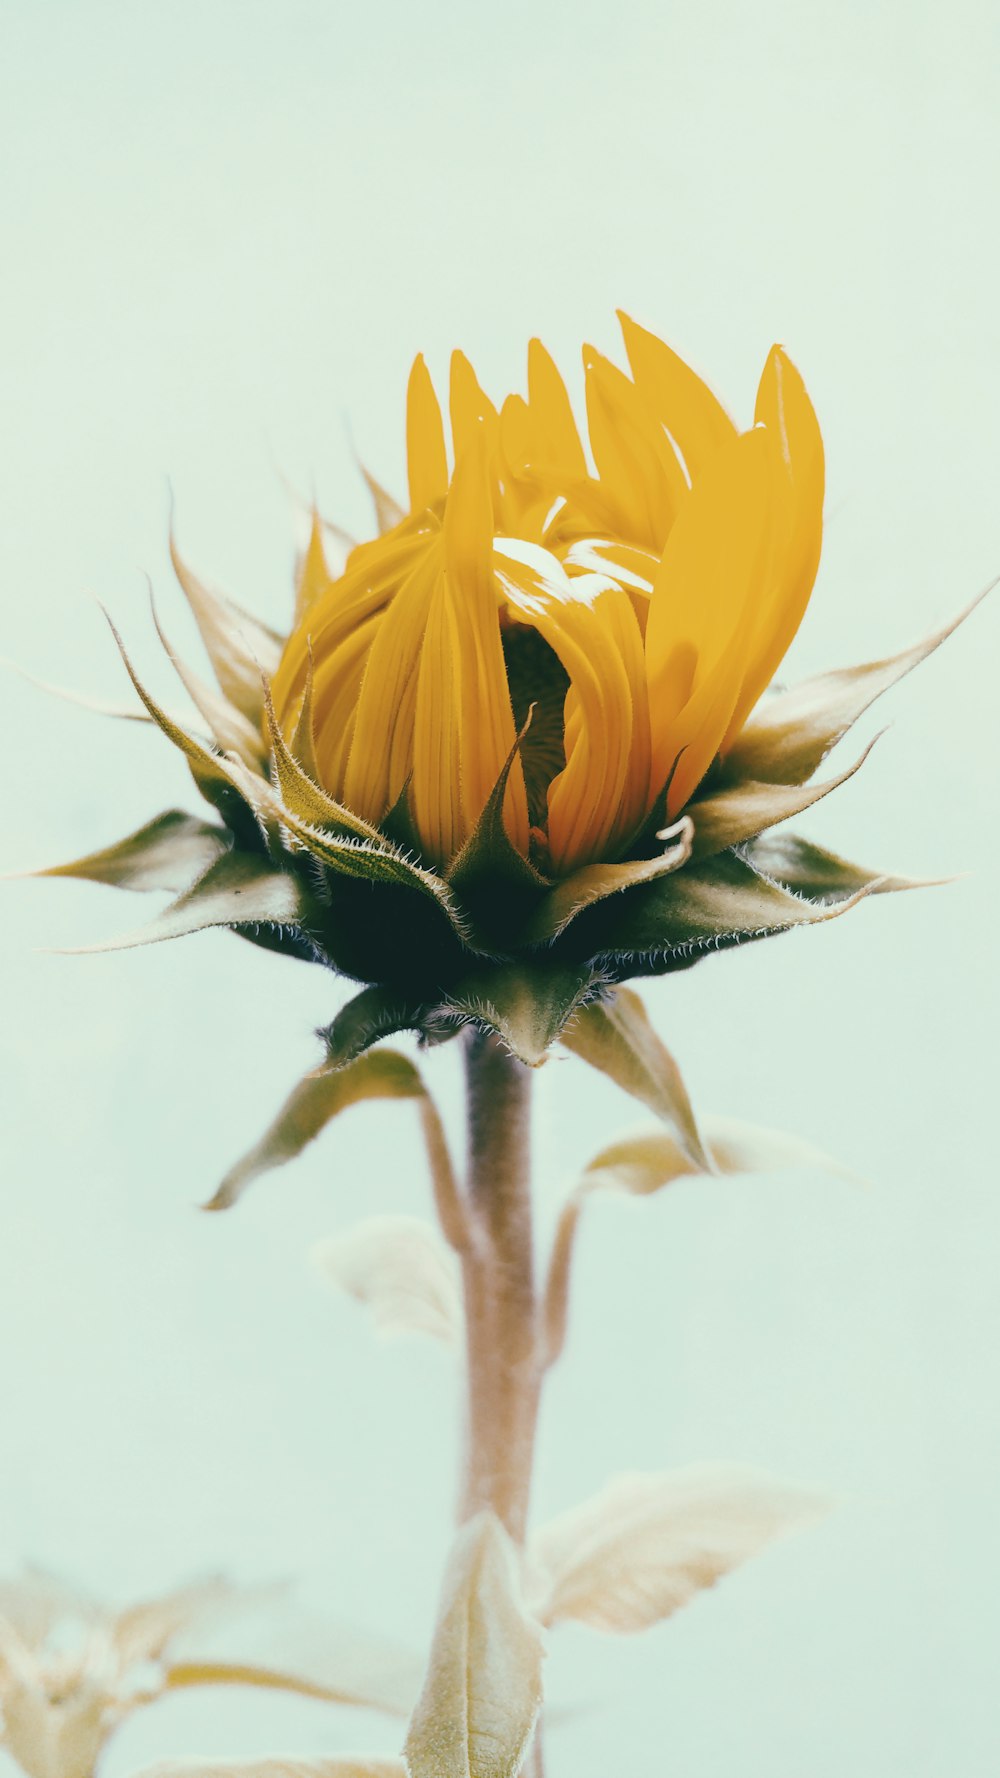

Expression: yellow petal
xmin=342 ymin=541 xmax=443 ymax=822
xmin=618 ymin=310 xmax=737 ymax=482
xmin=449 ymin=349 xmax=498 ymax=462
xmin=583 ymin=344 xmax=688 ymax=552
xmin=406 ymin=353 xmax=449 ymax=512
xmin=721 ymin=345 xmax=825 ymax=745
xmin=526 ymin=338 xmax=587 ymax=478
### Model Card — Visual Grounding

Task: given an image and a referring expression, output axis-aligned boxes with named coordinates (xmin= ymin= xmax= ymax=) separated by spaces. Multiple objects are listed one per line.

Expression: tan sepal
xmin=53 ymin=851 xmax=312 ymax=955
xmin=404 ymin=1513 xmax=544 ymax=1778
xmin=206 ymin=1049 xmax=426 ymax=1211
xmin=561 ymin=986 xmax=711 ymax=1171
xmin=360 ymin=462 xmax=407 ymax=535
xmin=528 ymin=1464 xmax=831 ymax=1633
xmin=725 ymin=582 xmax=992 ymax=785
xmin=687 ymin=735 xmax=880 ymax=861
xmin=312 ymin=1215 xmax=462 ymax=1344
xmin=150 ymin=591 xmax=267 ymax=767
xmin=522 ymin=816 xmax=694 ymax=944
xmin=169 ymin=527 xmax=284 ymax=720
xmin=0 ymin=653 xmax=162 ymax=722
xmin=427 ymin=960 xmax=607 ymax=1068
xmin=578 ymin=1114 xmax=863 ymax=1197
xmin=21 ymin=811 xmax=228 ymax=894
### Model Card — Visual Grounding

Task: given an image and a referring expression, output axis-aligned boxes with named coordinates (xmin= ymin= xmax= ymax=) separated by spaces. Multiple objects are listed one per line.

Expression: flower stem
xmin=457 ymin=1028 xmax=541 ymax=1545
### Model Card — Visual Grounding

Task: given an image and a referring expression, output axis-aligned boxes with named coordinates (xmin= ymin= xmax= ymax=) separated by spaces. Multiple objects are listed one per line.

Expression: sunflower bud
xmin=35 ymin=316 xmax=980 ymax=1064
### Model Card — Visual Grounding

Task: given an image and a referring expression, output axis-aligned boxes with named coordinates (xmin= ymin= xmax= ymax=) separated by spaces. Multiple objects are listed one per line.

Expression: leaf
xmin=687 ymin=736 xmax=879 ymax=862
xmin=529 ymin=1464 xmax=830 ymax=1633
xmin=578 ymin=1113 xmax=861 ymax=1197
xmin=724 ymin=585 xmax=991 ymax=786
xmin=56 ymin=851 xmax=316 ymax=955
xmin=312 ymin=1215 xmax=462 ymax=1343
xmin=522 ymin=817 xmax=694 ymax=943
xmin=166 ymin=1598 xmax=422 ymax=1718
xmin=745 ymin=832 xmax=937 ymax=901
xmin=564 ymin=846 xmax=885 ymax=966
xmin=323 ymin=987 xmax=433 ymax=1069
xmin=136 ymin=1763 xmax=405 ymax=1778
xmin=560 ymin=987 xmax=711 ymax=1170
xmin=170 ymin=529 xmax=284 ymax=721
xmin=26 ymin=811 xmax=228 ymax=894
xmin=404 ymin=1513 xmax=543 ymax=1778
xmin=206 ymin=1049 xmax=426 ymax=1210
xmin=427 ymin=960 xmax=606 ymax=1067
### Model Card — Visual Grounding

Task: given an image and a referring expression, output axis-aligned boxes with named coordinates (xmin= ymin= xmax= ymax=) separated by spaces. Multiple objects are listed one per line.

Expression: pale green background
xmin=1 ymin=1 xmax=998 ymax=1773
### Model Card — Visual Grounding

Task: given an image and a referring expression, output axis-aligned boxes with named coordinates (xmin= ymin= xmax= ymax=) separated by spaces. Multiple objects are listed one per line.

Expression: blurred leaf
xmin=29 ymin=811 xmax=228 ymax=894
xmin=523 ymin=817 xmax=693 ymax=943
xmin=687 ymin=736 xmax=878 ymax=861
xmin=112 ymin=1578 xmax=239 ymax=1668
xmin=170 ymin=530 xmax=284 ymax=720
xmin=207 ymin=1049 xmax=426 ymax=1210
xmin=530 ymin=1464 xmax=830 ymax=1632
xmin=579 ymin=1113 xmax=861 ymax=1197
xmin=166 ymin=1606 xmax=421 ymax=1718
xmin=312 ymin=1215 xmax=462 ymax=1343
xmin=561 ymin=987 xmax=710 ymax=1170
xmin=404 ymin=1513 xmax=543 ymax=1778
xmin=428 ymin=960 xmax=606 ymax=1067
xmin=725 ymin=585 xmax=990 ymax=785
xmin=57 ymin=851 xmax=314 ymax=955
xmin=137 ymin=1760 xmax=406 ymax=1778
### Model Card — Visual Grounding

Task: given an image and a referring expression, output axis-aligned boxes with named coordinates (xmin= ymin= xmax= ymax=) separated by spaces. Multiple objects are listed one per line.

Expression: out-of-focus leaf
xmin=0 ymin=1569 xmax=96 ymax=1650
xmin=56 ymin=851 xmax=315 ymax=955
xmin=1 ymin=1683 xmax=107 ymax=1778
xmin=561 ymin=987 xmax=711 ymax=1170
xmin=687 ymin=737 xmax=878 ymax=861
xmin=428 ymin=960 xmax=606 ymax=1068
xmin=404 ymin=1513 xmax=543 ymax=1778
xmin=725 ymin=586 xmax=990 ymax=785
xmin=312 ymin=1215 xmax=462 ymax=1343
xmin=112 ymin=1578 xmax=238 ymax=1668
xmin=579 ymin=1113 xmax=861 ymax=1197
xmin=523 ymin=817 xmax=693 ymax=943
xmin=207 ymin=1050 xmax=426 ymax=1211
xmin=170 ymin=530 xmax=284 ymax=719
xmin=166 ymin=1601 xmax=422 ymax=1718
xmin=745 ymin=832 xmax=937 ymax=901
xmin=137 ymin=1759 xmax=406 ymax=1778
xmin=530 ymin=1464 xmax=830 ymax=1633
xmin=27 ymin=812 xmax=228 ymax=894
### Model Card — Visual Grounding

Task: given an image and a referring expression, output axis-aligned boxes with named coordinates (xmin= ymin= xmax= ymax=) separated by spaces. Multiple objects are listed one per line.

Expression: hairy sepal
xmin=425 ymin=959 xmax=608 ymax=1068
xmin=561 ymin=987 xmax=710 ymax=1170
xmin=55 ymin=851 xmax=319 ymax=956
xmin=27 ymin=811 xmax=228 ymax=895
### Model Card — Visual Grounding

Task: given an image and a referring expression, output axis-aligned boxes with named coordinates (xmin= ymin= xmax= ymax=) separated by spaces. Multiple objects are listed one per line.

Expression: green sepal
xmin=723 ymin=586 xmax=989 ymax=787
xmin=261 ymin=678 xmax=395 ymax=845
xmin=551 ymin=845 xmax=886 ymax=976
xmin=29 ymin=811 xmax=228 ymax=894
xmin=522 ymin=817 xmax=693 ymax=944
xmin=206 ymin=1047 xmax=426 ymax=1210
xmin=425 ymin=957 xmax=607 ymax=1067
xmin=561 ymin=986 xmax=711 ymax=1169
xmin=322 ymin=984 xmax=433 ymax=1069
xmin=744 ymin=832 xmax=935 ymax=901
xmin=686 ymin=737 xmax=878 ymax=863
xmin=446 ymin=730 xmax=550 ymax=946
xmin=56 ymin=850 xmax=320 ymax=955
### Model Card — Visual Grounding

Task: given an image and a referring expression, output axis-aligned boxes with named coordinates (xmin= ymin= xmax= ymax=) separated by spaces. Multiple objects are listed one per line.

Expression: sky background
xmin=1 ymin=1 xmax=998 ymax=1774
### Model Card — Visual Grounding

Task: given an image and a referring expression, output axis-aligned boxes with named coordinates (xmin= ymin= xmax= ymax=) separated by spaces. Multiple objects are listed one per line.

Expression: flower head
xmin=34 ymin=315 xmax=977 ymax=1065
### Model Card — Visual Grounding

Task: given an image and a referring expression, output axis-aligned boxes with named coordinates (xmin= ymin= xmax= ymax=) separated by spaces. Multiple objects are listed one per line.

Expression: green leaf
xmin=206 ymin=1049 xmax=426 ymax=1210
xmin=323 ymin=986 xmax=432 ymax=1069
xmin=522 ymin=817 xmax=693 ymax=944
xmin=745 ymin=832 xmax=937 ymax=901
xmin=578 ymin=1113 xmax=861 ymax=1197
xmin=687 ymin=737 xmax=878 ymax=862
xmin=428 ymin=959 xmax=606 ymax=1067
xmin=404 ymin=1513 xmax=543 ymax=1778
xmin=57 ymin=851 xmax=316 ymax=955
xmin=560 ymin=847 xmax=885 ymax=968
xmin=170 ymin=528 xmax=284 ymax=721
xmin=560 ymin=987 xmax=710 ymax=1170
xmin=724 ymin=585 xmax=990 ymax=786
xmin=27 ymin=811 xmax=228 ymax=894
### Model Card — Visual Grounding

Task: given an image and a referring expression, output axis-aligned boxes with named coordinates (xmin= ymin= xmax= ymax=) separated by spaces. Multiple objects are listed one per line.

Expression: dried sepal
xmin=150 ymin=591 xmax=268 ymax=768
xmin=686 ymin=735 xmax=880 ymax=861
xmin=312 ymin=1215 xmax=462 ymax=1344
xmin=529 ymin=1464 xmax=830 ymax=1633
xmin=26 ymin=811 xmax=228 ymax=895
xmin=404 ymin=1513 xmax=543 ymax=1778
xmin=578 ymin=1113 xmax=861 ymax=1197
xmin=169 ymin=528 xmax=283 ymax=720
xmin=561 ymin=986 xmax=711 ymax=1170
xmin=207 ymin=1049 xmax=427 ymax=1211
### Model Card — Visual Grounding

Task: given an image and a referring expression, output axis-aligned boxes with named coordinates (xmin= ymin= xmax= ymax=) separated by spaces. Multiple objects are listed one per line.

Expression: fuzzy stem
xmin=457 ymin=1028 xmax=541 ymax=1545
